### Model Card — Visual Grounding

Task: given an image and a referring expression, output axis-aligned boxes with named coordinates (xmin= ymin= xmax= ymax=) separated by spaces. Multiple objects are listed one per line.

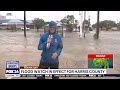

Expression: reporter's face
xmin=50 ymin=27 xmax=56 ymax=34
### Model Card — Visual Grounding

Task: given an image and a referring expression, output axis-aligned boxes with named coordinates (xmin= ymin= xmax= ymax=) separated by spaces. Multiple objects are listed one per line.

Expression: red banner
xmin=88 ymin=54 xmax=113 ymax=58
xmin=20 ymin=66 xmax=43 ymax=69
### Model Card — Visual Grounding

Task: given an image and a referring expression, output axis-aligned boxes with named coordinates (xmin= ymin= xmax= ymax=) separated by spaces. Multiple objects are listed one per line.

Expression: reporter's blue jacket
xmin=38 ymin=21 xmax=63 ymax=64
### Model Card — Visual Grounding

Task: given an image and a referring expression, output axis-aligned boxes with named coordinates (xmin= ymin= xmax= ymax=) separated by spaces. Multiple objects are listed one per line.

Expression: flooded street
xmin=0 ymin=30 xmax=120 ymax=79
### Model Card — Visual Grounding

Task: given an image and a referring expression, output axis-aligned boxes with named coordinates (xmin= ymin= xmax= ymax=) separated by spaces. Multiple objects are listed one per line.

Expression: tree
xmin=82 ymin=20 xmax=90 ymax=29
xmin=32 ymin=18 xmax=45 ymax=32
xmin=73 ymin=20 xmax=78 ymax=29
xmin=92 ymin=20 xmax=117 ymax=30
xmin=67 ymin=15 xmax=74 ymax=24
xmin=11 ymin=24 xmax=17 ymax=32
xmin=92 ymin=23 xmax=97 ymax=29
xmin=60 ymin=19 xmax=67 ymax=25
xmin=117 ymin=22 xmax=120 ymax=30
xmin=107 ymin=20 xmax=117 ymax=29
xmin=56 ymin=21 xmax=60 ymax=23
xmin=60 ymin=15 xmax=75 ymax=32
xmin=45 ymin=21 xmax=50 ymax=25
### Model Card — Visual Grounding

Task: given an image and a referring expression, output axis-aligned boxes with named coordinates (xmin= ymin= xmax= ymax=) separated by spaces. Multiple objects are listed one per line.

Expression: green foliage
xmin=11 ymin=24 xmax=17 ymax=32
xmin=60 ymin=15 xmax=77 ymax=32
xmin=32 ymin=18 xmax=45 ymax=32
xmin=92 ymin=20 xmax=117 ymax=30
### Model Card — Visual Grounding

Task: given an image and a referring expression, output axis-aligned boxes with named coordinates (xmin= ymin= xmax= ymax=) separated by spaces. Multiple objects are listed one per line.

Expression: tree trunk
xmin=37 ymin=27 xmax=39 ymax=32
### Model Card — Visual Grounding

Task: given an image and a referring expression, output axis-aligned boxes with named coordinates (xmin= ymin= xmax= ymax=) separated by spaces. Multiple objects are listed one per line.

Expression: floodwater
xmin=0 ymin=30 xmax=120 ymax=79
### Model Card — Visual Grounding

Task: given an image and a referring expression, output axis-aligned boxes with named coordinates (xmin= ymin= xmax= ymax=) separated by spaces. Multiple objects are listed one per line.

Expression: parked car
xmin=21 ymin=27 xmax=30 ymax=30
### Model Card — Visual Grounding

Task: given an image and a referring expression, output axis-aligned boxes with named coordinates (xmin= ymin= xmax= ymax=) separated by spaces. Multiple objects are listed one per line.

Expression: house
xmin=0 ymin=14 xmax=6 ymax=20
xmin=0 ymin=19 xmax=33 ymax=30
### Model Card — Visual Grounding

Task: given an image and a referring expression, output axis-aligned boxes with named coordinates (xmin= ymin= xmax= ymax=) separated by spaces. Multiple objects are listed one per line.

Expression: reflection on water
xmin=23 ymin=37 xmax=28 ymax=48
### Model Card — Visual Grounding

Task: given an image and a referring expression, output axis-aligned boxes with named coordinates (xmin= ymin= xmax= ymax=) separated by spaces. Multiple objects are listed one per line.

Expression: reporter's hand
xmin=47 ymin=37 xmax=52 ymax=43
xmin=52 ymin=53 xmax=58 ymax=59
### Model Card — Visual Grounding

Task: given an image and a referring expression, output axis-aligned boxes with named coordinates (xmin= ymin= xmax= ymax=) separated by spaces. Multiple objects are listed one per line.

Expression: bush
xmin=66 ymin=24 xmax=73 ymax=32
xmin=10 ymin=25 xmax=17 ymax=32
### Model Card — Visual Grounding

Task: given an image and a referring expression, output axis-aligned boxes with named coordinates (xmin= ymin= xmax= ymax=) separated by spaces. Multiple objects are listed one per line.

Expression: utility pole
xmin=83 ymin=11 xmax=86 ymax=38
xmin=73 ymin=11 xmax=74 ymax=23
xmin=96 ymin=11 xmax=100 ymax=39
xmin=73 ymin=11 xmax=74 ymax=31
xmin=24 ymin=11 xmax=26 ymax=37
xmin=88 ymin=15 xmax=90 ymax=31
xmin=62 ymin=25 xmax=63 ymax=37
xmin=79 ymin=11 xmax=83 ymax=37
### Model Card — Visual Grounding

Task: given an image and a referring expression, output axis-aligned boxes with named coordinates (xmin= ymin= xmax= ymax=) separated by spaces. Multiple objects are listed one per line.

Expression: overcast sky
xmin=0 ymin=11 xmax=120 ymax=25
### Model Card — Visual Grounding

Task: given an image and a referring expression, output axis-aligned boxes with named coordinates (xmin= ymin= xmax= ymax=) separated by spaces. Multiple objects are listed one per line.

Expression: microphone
xmin=46 ymin=35 xmax=53 ymax=49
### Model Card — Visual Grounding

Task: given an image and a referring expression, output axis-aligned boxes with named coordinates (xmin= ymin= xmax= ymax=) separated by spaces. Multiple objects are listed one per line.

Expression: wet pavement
xmin=0 ymin=30 xmax=120 ymax=79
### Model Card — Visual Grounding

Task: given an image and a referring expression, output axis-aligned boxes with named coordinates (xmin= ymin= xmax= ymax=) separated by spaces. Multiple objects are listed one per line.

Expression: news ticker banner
xmin=5 ymin=61 xmax=106 ymax=77
xmin=19 ymin=67 xmax=107 ymax=77
xmin=20 ymin=74 xmax=104 ymax=77
xmin=88 ymin=54 xmax=113 ymax=69
xmin=5 ymin=61 xmax=120 ymax=78
xmin=20 ymin=68 xmax=106 ymax=77
xmin=4 ymin=53 xmax=114 ymax=78
xmin=20 ymin=68 xmax=106 ymax=75
xmin=19 ymin=66 xmax=120 ymax=77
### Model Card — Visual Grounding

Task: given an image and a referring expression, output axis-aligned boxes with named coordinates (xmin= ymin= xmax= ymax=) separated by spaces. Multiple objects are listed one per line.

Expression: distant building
xmin=0 ymin=19 xmax=33 ymax=30
xmin=0 ymin=14 xmax=6 ymax=20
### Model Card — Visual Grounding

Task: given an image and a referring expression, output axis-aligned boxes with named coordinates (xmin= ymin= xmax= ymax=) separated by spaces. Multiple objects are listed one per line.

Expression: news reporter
xmin=37 ymin=21 xmax=63 ymax=79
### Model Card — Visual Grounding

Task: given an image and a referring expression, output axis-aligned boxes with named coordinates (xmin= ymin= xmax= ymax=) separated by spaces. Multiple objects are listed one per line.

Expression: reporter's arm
xmin=56 ymin=37 xmax=63 ymax=56
xmin=38 ymin=36 xmax=47 ymax=50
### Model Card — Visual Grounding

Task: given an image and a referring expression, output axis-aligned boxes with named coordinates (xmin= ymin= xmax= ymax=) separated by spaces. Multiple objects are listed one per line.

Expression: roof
xmin=8 ymin=19 xmax=23 ymax=23
xmin=0 ymin=19 xmax=10 ymax=23
xmin=26 ymin=20 xmax=32 ymax=23
xmin=20 ymin=20 xmax=31 ymax=23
